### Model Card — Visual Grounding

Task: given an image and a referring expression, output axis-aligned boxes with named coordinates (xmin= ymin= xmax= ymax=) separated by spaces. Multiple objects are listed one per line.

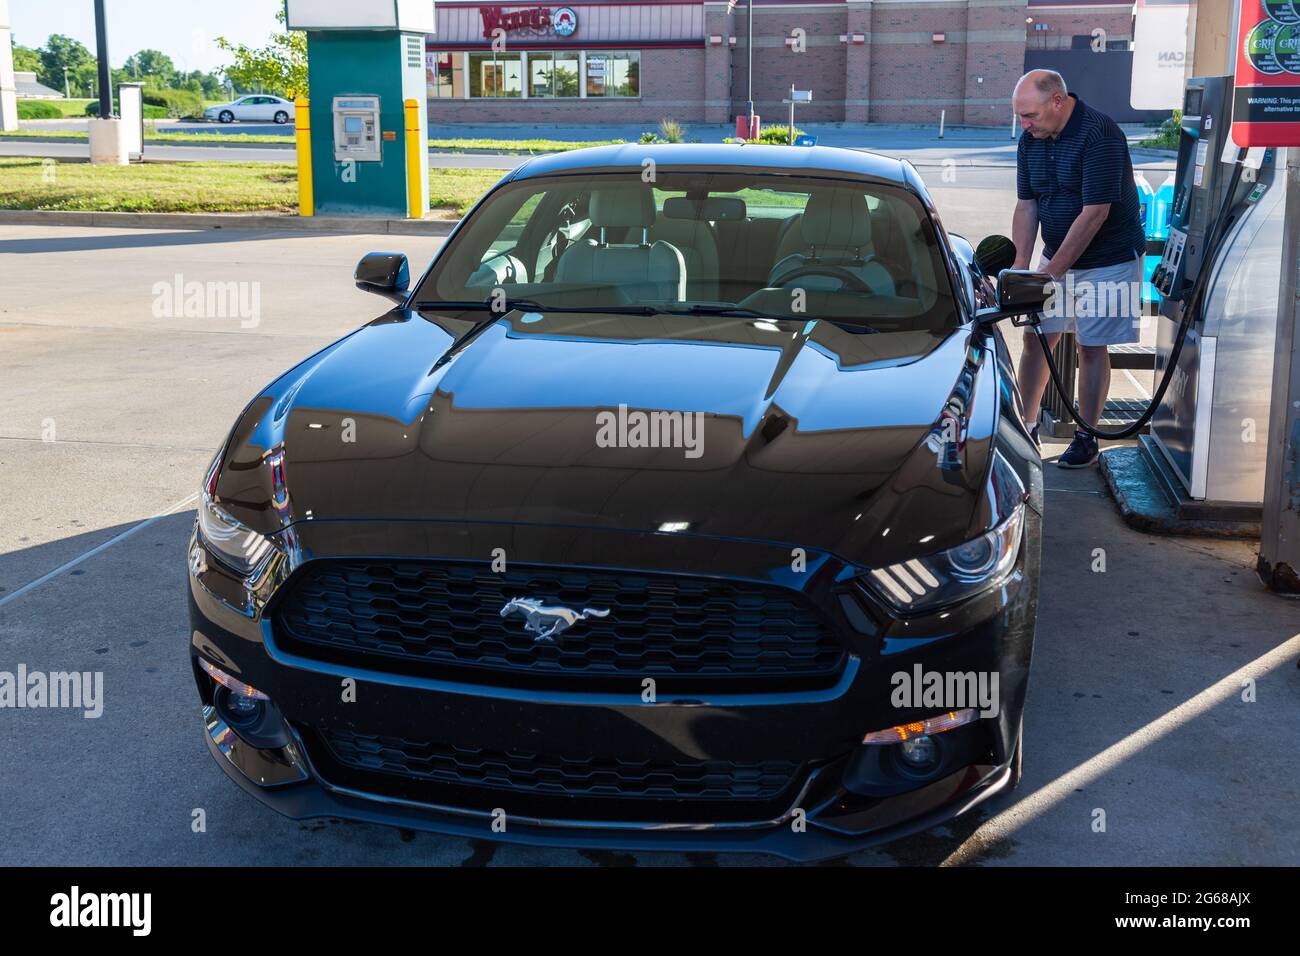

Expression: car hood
xmin=213 ymin=309 xmax=1000 ymax=566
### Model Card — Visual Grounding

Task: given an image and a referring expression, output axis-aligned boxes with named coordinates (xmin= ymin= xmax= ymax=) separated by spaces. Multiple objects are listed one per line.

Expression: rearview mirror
xmin=662 ymin=196 xmax=747 ymax=221
xmin=355 ymin=252 xmax=410 ymax=304
xmin=974 ymin=235 xmax=1016 ymax=277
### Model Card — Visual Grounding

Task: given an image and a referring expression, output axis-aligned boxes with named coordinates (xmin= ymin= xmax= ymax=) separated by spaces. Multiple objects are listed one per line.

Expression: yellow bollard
xmin=294 ymin=98 xmax=313 ymax=217
xmin=404 ymin=98 xmax=423 ymax=220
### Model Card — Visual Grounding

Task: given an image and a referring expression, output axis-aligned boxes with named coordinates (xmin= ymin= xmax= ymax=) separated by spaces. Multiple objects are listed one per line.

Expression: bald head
xmin=1013 ymin=70 xmax=1073 ymax=139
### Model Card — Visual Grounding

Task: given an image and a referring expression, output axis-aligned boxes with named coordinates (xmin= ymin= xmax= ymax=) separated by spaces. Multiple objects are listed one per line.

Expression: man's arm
xmin=1040 ymin=203 xmax=1110 ymax=278
xmin=1012 ymin=198 xmax=1039 ymax=271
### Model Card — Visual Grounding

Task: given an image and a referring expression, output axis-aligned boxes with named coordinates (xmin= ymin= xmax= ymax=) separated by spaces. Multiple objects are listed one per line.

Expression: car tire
xmin=219 ymin=110 xmax=234 ymax=124
xmin=274 ymin=110 xmax=289 ymax=125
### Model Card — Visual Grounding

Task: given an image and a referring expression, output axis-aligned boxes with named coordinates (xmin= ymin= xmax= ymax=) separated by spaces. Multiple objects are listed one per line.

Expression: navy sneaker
xmin=1057 ymin=429 xmax=1099 ymax=468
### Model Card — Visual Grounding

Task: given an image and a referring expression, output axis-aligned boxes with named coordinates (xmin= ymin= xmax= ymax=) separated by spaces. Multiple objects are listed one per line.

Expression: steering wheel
xmin=771 ymin=263 xmax=874 ymax=295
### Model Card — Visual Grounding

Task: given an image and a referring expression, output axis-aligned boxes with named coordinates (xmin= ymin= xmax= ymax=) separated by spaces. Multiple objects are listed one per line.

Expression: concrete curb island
xmin=0 ymin=209 xmax=459 ymax=235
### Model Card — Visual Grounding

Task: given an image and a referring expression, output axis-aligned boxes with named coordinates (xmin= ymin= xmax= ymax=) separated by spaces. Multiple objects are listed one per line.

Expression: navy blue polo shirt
xmin=1016 ymin=94 xmax=1146 ymax=270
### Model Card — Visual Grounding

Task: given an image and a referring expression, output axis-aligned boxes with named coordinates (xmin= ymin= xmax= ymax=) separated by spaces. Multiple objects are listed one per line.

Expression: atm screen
xmin=1184 ymin=88 xmax=1202 ymax=117
xmin=344 ymin=117 xmax=363 ymax=134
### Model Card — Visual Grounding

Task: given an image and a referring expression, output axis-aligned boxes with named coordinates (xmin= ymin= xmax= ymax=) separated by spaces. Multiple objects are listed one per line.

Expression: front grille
xmin=318 ymin=727 xmax=800 ymax=803
xmin=273 ymin=560 xmax=846 ymax=688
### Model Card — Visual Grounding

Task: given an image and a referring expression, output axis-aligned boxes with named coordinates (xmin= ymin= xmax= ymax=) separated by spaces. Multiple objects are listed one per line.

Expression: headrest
xmin=589 ymin=185 xmax=656 ymax=229
xmin=800 ymin=188 xmax=873 ymax=249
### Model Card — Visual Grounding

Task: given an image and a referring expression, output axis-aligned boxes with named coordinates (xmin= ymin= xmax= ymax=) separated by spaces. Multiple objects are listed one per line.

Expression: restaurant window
xmin=585 ymin=51 xmax=640 ymax=98
xmin=529 ymin=51 xmax=580 ymax=98
xmin=427 ymin=52 xmax=464 ymax=98
xmin=469 ymin=51 xmax=523 ymax=97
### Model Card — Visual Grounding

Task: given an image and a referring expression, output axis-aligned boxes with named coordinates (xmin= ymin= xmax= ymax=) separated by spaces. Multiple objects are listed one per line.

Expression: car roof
xmin=508 ymin=143 xmax=914 ymax=189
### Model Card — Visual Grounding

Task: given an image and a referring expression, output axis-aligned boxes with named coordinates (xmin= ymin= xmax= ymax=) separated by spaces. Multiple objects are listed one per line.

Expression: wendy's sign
xmin=480 ymin=5 xmax=579 ymax=39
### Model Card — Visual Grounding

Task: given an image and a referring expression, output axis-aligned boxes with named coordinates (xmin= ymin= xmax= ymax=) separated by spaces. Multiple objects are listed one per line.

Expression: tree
xmin=123 ymin=49 xmax=176 ymax=81
xmin=70 ymin=61 xmax=99 ymax=99
xmin=216 ymin=11 xmax=307 ymax=100
xmin=11 ymin=41 xmax=43 ymax=76
xmin=38 ymin=34 xmax=94 ymax=94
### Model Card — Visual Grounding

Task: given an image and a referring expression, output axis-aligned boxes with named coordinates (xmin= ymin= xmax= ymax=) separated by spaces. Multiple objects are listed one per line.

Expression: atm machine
xmin=1143 ymin=75 xmax=1289 ymax=522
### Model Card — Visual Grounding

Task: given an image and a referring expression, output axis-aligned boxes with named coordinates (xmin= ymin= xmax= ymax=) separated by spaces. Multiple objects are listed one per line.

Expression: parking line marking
xmin=1122 ymin=368 xmax=1152 ymax=401
xmin=943 ymin=633 xmax=1300 ymax=864
xmin=0 ymin=491 xmax=199 ymax=609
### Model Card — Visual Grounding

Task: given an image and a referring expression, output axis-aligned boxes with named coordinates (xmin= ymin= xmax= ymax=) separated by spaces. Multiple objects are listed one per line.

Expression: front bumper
xmin=189 ymin=513 xmax=1039 ymax=863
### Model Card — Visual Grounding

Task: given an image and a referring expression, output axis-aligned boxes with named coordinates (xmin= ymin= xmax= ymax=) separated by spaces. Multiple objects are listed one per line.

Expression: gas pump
xmin=1025 ymin=74 xmax=1288 ymax=527
xmin=1143 ymin=75 xmax=1289 ymax=520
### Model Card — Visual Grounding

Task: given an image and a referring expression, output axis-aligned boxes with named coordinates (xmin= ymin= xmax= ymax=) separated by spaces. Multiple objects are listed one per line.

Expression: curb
xmin=0 ymin=208 xmax=459 ymax=235
xmin=1098 ymin=447 xmax=1260 ymax=539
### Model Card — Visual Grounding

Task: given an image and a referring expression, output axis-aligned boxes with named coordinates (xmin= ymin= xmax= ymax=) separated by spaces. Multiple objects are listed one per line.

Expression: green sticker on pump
xmin=1276 ymin=23 xmax=1300 ymax=72
xmin=1261 ymin=0 xmax=1300 ymax=25
xmin=1245 ymin=19 xmax=1286 ymax=74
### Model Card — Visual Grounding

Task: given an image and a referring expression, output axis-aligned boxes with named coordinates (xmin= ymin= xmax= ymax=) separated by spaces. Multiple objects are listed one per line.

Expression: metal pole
xmin=939 ymin=109 xmax=945 ymax=139
xmin=93 ymin=0 xmax=112 ymax=118
xmin=1258 ymin=149 xmax=1300 ymax=596
xmin=789 ymin=85 xmax=795 ymax=144
xmin=745 ymin=0 xmax=754 ymax=125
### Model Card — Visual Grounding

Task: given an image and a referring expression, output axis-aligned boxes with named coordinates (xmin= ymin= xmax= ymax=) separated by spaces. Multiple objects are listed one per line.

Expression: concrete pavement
xmin=0 ymin=223 xmax=1294 ymax=867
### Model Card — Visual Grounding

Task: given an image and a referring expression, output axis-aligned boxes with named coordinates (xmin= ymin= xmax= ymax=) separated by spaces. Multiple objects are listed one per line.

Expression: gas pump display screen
xmin=1184 ymin=88 xmax=1203 ymax=117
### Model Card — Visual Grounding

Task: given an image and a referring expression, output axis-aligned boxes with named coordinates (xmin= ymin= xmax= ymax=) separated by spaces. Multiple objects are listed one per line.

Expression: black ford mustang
xmin=188 ymin=144 xmax=1050 ymax=861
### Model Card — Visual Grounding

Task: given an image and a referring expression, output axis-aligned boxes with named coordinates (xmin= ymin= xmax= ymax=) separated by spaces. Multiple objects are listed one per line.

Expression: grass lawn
xmin=16 ymin=98 xmax=95 ymax=118
xmin=0 ymin=128 xmax=621 ymax=153
xmin=0 ymin=158 xmax=501 ymax=217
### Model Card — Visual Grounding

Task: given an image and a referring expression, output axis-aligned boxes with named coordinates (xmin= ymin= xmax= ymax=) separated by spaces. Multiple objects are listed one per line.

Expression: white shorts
xmin=1035 ymin=253 xmax=1143 ymax=347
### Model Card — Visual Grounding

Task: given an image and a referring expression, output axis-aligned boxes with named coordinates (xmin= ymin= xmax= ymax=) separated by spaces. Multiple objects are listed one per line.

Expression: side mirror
xmin=355 ymin=252 xmax=410 ymax=304
xmin=975 ymin=269 xmax=1056 ymax=327
xmin=974 ymin=235 xmax=1017 ymax=277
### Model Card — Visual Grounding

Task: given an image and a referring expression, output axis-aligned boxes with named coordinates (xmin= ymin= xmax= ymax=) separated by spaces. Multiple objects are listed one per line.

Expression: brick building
xmin=426 ymin=0 xmax=1143 ymax=127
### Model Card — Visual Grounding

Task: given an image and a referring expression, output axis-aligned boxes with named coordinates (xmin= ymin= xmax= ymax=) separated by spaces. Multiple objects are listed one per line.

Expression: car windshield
xmin=413 ymin=170 xmax=959 ymax=332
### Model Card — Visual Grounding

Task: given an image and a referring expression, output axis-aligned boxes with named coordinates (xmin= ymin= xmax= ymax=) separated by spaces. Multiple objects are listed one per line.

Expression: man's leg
xmin=1016 ymin=330 xmax=1063 ymax=429
xmin=1075 ymin=343 xmax=1112 ymax=427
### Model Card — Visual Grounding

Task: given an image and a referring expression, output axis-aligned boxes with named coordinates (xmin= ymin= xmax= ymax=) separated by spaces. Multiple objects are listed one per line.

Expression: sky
xmin=8 ymin=0 xmax=285 ymax=74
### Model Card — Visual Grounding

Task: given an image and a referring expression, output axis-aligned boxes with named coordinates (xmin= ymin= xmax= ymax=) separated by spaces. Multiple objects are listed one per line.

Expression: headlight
xmin=197 ymin=492 xmax=278 ymax=577
xmin=862 ymin=504 xmax=1025 ymax=612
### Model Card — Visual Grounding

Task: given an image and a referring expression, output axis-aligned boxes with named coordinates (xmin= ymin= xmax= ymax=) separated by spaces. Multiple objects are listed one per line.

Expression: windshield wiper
xmin=413 ymin=299 xmax=658 ymax=315
xmin=663 ymin=304 xmax=880 ymax=333
xmin=660 ymin=304 xmax=774 ymax=319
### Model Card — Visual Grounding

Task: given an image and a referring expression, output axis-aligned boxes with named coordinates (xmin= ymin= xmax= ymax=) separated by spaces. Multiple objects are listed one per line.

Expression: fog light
xmin=223 ymin=690 xmax=263 ymax=722
xmin=198 ymin=658 xmax=269 ymax=701
xmin=898 ymin=735 xmax=939 ymax=770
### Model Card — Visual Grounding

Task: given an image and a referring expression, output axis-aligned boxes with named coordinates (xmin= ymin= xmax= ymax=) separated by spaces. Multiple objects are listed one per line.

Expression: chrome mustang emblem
xmin=500 ymin=597 xmax=610 ymax=643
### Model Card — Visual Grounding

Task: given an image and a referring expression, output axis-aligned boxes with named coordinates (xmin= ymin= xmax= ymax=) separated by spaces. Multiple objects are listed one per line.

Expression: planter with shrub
xmin=17 ymin=101 xmax=63 ymax=120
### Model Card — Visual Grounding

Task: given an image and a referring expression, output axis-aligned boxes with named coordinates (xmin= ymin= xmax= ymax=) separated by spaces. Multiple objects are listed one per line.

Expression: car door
xmin=231 ymin=97 xmax=257 ymax=121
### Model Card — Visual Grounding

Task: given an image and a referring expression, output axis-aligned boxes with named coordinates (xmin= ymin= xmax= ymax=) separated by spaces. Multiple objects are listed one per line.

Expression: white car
xmin=204 ymin=95 xmax=294 ymax=124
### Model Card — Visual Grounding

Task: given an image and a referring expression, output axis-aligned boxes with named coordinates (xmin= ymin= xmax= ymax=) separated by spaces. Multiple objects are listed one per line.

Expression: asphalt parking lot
xmin=1 ymin=186 xmax=1297 ymax=864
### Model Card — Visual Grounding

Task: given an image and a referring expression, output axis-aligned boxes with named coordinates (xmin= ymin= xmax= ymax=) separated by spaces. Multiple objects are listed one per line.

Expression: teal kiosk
xmin=284 ymin=1 xmax=432 ymax=218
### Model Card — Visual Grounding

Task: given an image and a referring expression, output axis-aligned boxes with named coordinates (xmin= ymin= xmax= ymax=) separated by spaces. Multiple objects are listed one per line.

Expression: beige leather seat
xmin=555 ymin=185 xmax=687 ymax=302
xmin=768 ymin=187 xmax=896 ymax=296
